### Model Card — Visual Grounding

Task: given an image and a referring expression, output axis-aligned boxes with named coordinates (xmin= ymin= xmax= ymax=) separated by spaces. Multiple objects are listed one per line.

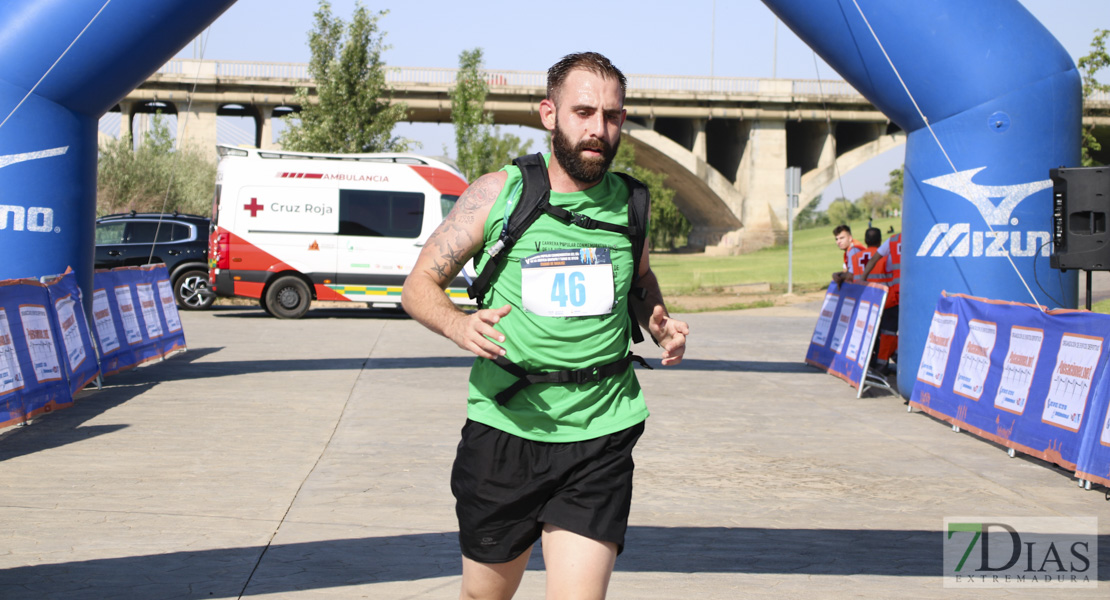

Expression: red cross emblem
xmin=244 ymin=197 xmax=264 ymax=217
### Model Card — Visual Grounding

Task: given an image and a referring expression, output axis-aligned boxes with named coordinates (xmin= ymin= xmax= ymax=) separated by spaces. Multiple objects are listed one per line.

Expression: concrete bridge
xmin=112 ymin=59 xmax=1110 ymax=253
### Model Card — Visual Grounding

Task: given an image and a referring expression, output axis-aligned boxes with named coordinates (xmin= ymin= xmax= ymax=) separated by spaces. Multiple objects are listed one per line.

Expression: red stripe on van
xmin=227 ymin=230 xmax=298 ymax=274
xmin=410 ymin=165 xmax=468 ymax=196
xmin=234 ymin=281 xmax=265 ymax=299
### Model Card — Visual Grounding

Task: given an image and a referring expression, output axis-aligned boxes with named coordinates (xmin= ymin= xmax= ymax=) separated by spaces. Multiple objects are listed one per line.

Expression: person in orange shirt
xmin=856 ymin=231 xmax=901 ymax=374
xmin=831 ymin=224 xmax=867 ymax=285
xmin=857 ymin=227 xmax=885 ymax=283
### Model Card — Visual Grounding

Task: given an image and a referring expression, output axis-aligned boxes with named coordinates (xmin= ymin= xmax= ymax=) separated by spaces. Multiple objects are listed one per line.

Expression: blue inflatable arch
xmin=0 ymin=0 xmax=237 ymax=305
xmin=0 ymin=0 xmax=1083 ymax=399
xmin=761 ymin=0 xmax=1081 ymax=395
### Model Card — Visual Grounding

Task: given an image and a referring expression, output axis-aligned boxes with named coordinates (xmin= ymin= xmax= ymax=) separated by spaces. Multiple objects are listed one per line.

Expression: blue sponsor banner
xmin=910 ymin=293 xmax=1110 ymax=480
xmin=0 ymin=279 xmax=70 ymax=426
xmin=805 ymin=281 xmax=888 ymax=391
xmin=109 ymin=267 xmax=163 ymax=368
xmin=0 ymin=265 xmax=188 ymax=431
xmin=1075 ymin=372 xmax=1110 ymax=488
xmin=140 ymin=265 xmax=187 ymax=357
xmin=92 ymin=269 xmax=139 ymax=376
xmin=44 ymin=269 xmax=100 ymax=397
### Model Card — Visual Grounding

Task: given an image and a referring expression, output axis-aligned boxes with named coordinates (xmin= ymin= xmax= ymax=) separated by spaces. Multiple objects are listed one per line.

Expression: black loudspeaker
xmin=1050 ymin=166 xmax=1110 ymax=271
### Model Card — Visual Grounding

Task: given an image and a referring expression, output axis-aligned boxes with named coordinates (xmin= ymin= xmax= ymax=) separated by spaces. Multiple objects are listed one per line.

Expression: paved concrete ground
xmin=1079 ymin=269 xmax=1110 ymax=306
xmin=0 ymin=301 xmax=1107 ymax=599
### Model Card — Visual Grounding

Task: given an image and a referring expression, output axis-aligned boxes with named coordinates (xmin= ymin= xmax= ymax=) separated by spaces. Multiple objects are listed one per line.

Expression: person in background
xmin=831 ymin=224 xmax=867 ymax=285
xmin=856 ymin=231 xmax=901 ymax=374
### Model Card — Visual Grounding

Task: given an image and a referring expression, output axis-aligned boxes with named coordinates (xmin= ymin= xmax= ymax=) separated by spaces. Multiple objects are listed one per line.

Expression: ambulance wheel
xmin=265 ymin=276 xmax=311 ymax=319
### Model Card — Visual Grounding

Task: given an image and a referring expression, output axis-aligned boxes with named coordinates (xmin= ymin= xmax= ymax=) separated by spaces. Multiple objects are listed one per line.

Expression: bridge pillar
xmin=118 ymin=101 xmax=135 ymax=143
xmin=808 ymin=122 xmax=837 ymax=198
xmin=256 ymin=104 xmax=278 ymax=150
xmin=692 ymin=119 xmax=707 ymax=161
xmin=710 ymin=118 xmax=788 ymax=254
xmin=177 ymin=100 xmax=219 ymax=159
xmin=806 ymin=122 xmax=836 ymax=174
xmin=817 ymin=125 xmax=836 ymax=172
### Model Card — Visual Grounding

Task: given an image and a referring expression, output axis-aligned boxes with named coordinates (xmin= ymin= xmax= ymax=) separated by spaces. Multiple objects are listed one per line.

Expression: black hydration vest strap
xmin=466 ymin=153 xmax=552 ymax=307
xmin=491 ymin=352 xmax=653 ymax=406
xmin=614 ymin=172 xmax=650 ymax=345
xmin=467 ymin=154 xmax=654 ymax=347
xmin=542 ymin=203 xmax=631 ymax=236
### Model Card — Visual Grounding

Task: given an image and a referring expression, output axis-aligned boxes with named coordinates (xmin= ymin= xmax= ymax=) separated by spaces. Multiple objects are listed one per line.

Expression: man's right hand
xmin=447 ymin=304 xmax=512 ymax=359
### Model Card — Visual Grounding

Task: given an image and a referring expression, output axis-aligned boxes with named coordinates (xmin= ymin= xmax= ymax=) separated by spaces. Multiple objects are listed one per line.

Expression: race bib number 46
xmin=521 ymin=248 xmax=615 ymax=317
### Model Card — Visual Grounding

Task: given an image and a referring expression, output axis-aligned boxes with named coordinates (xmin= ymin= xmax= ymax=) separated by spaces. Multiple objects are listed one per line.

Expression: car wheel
xmin=265 ymin=276 xmax=311 ymax=319
xmin=174 ymin=268 xmax=215 ymax=310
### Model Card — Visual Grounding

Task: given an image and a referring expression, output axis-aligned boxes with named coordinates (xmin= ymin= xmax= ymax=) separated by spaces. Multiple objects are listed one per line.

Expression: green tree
xmin=884 ymin=166 xmax=904 ymax=216
xmin=97 ymin=113 xmax=216 ymax=216
xmin=826 ymin=197 xmax=861 ymax=226
xmin=886 ymin=166 xmax=903 ymax=199
xmin=610 ymin=141 xmax=690 ymax=250
xmin=473 ymin=126 xmax=533 ymax=175
xmin=794 ymin=197 xmax=830 ymax=230
xmin=449 ymin=48 xmax=533 ymax=179
xmin=855 ymin=190 xmax=888 ymax=219
xmin=450 ymin=48 xmax=493 ymax=180
xmin=280 ymin=1 xmax=410 ymax=153
xmin=1078 ymin=28 xmax=1109 ymax=166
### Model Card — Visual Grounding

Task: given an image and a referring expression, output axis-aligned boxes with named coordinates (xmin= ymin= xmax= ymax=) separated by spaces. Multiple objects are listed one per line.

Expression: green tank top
xmin=466 ymin=154 xmax=649 ymax=442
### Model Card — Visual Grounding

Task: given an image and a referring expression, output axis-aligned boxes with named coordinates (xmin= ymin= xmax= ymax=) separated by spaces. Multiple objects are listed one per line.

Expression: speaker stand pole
xmin=1086 ymin=270 xmax=1092 ymax=311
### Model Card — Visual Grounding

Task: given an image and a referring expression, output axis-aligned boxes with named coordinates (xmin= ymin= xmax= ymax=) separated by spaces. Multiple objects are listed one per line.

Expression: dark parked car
xmin=94 ymin=212 xmax=215 ymax=310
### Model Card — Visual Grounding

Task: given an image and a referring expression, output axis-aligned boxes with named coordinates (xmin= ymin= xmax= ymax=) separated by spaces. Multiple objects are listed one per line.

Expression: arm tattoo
xmin=446 ymin=172 xmax=501 ymax=225
xmin=423 ymin=173 xmax=502 ymax=282
xmin=429 ymin=222 xmax=473 ymax=279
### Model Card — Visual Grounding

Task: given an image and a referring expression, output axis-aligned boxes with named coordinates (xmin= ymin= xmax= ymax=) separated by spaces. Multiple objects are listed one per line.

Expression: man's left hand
xmin=648 ymin=305 xmax=688 ymax=366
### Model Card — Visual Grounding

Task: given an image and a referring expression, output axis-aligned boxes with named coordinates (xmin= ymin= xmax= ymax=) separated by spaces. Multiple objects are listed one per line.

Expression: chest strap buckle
xmin=491 ymin=352 xmax=652 ymax=405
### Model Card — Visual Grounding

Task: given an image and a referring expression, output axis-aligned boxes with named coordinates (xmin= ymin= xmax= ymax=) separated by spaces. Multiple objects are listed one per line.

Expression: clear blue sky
xmin=175 ymin=0 xmax=1109 ymax=204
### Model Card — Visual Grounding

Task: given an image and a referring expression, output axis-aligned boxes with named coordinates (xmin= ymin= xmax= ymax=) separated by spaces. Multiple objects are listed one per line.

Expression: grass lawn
xmin=650 ymin=218 xmax=1110 ymax=316
xmin=651 ymin=217 xmax=900 ymax=295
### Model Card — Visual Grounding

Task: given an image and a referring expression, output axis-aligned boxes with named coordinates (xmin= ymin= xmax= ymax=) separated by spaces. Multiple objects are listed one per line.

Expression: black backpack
xmin=466 ymin=152 xmax=653 ymax=404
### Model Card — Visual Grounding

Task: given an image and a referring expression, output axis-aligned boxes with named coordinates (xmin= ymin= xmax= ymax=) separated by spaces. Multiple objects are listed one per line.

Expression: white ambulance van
xmin=208 ymin=144 xmax=475 ymax=318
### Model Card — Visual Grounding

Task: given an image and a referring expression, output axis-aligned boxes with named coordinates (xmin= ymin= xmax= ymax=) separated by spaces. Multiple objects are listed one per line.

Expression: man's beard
xmin=551 ymin=121 xmax=620 ymax=184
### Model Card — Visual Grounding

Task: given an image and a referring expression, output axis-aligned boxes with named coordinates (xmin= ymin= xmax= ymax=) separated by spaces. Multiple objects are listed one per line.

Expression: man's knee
xmin=460 ymin=550 xmax=532 ymax=600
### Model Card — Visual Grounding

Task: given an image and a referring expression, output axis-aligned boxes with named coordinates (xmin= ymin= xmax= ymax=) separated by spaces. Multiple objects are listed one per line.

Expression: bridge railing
xmin=155 ymin=59 xmax=1110 ymax=104
xmin=156 ymin=59 xmax=866 ymax=97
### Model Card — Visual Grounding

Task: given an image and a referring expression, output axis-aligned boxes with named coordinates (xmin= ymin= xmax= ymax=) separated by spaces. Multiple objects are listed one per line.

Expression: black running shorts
xmin=450 ymin=419 xmax=645 ymax=564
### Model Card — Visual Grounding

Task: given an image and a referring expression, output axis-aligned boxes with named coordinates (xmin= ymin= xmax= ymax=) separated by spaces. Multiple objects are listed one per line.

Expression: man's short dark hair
xmin=832 ymin=225 xmax=852 ymax=236
xmin=865 ymin=227 xmax=882 ymax=247
xmin=547 ymin=52 xmax=627 ymax=103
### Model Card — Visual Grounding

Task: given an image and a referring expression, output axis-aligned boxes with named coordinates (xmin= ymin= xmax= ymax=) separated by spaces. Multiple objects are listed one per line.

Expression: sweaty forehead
xmin=555 ymin=69 xmax=625 ymax=106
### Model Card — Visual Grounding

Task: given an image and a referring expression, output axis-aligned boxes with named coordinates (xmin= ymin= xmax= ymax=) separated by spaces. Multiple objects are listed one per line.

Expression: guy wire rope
xmin=149 ymin=26 xmax=212 ymax=263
